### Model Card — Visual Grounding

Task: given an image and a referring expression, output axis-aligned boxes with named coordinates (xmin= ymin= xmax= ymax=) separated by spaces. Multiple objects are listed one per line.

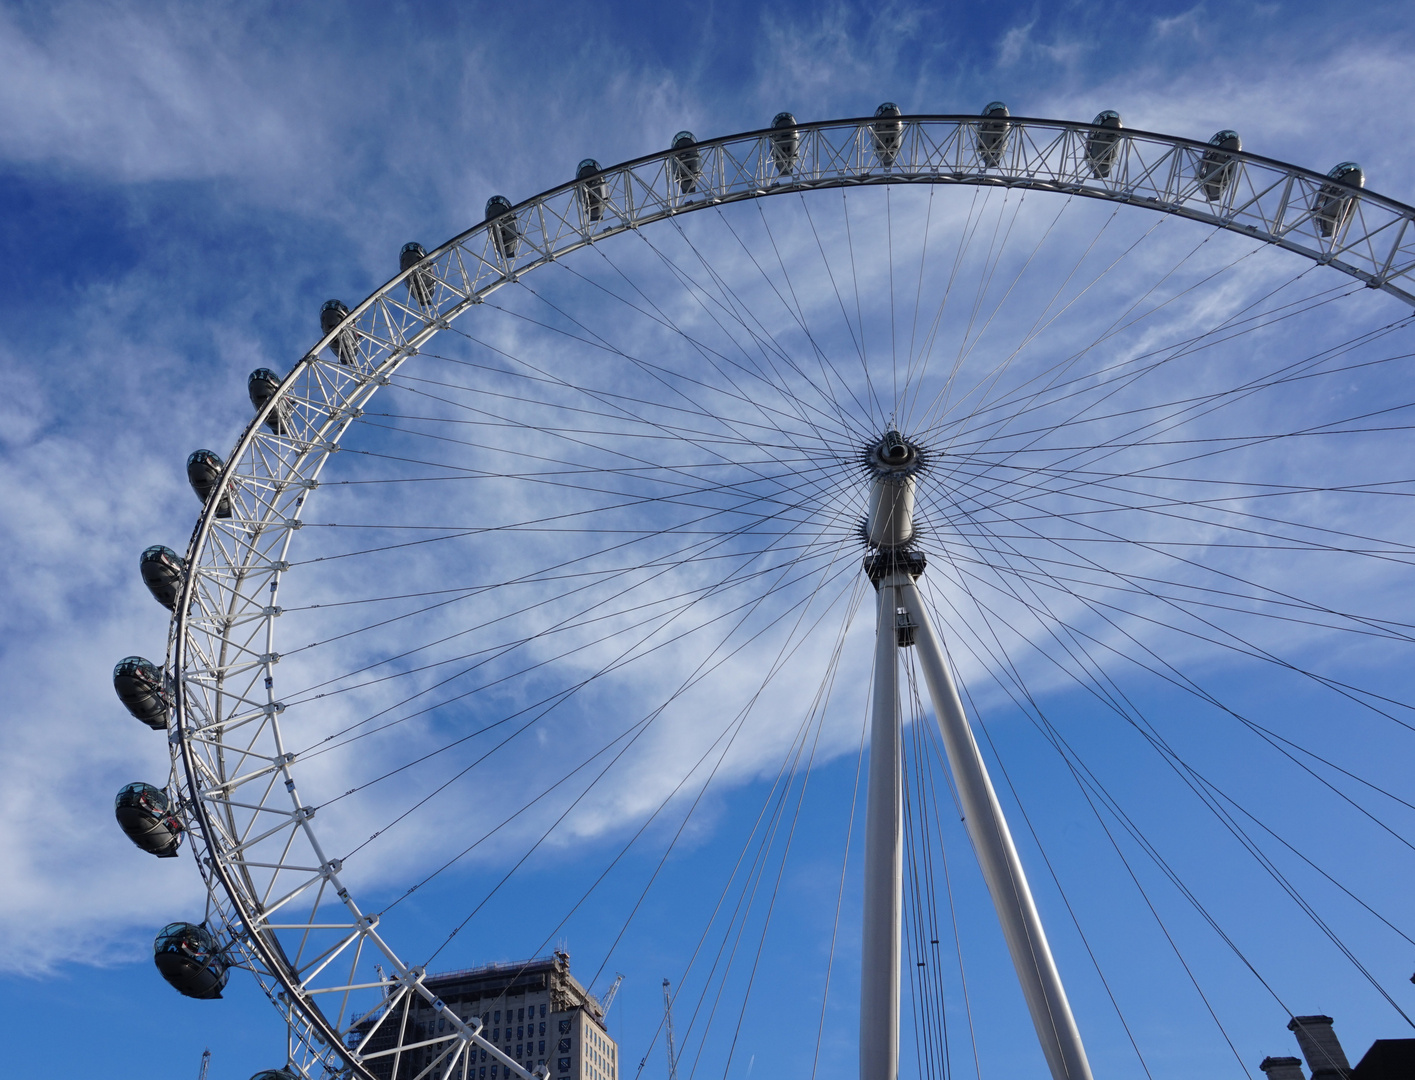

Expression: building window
xmin=495 ymin=1011 xmax=501 ymax=1023
xmin=539 ymin=1041 xmax=546 ymax=1054
xmin=540 ymin=1005 xmax=547 ymax=1018
xmin=519 ymin=1008 xmax=525 ymax=1021
xmin=558 ymin=1059 xmax=571 ymax=1074
xmin=559 ymin=1019 xmax=571 ymax=1035
xmin=558 ymin=1039 xmax=571 ymax=1053
xmin=518 ymin=1026 xmax=524 ymax=1039
xmin=539 ymin=1023 xmax=546 ymax=1036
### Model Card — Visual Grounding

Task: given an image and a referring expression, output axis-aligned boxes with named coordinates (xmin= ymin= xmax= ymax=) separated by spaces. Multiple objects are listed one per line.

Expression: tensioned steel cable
xmin=921 ymin=521 xmax=1415 ymax=1026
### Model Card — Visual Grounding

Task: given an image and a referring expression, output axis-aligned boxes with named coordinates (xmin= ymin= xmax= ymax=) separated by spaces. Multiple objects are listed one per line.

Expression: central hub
xmin=864 ymin=429 xmax=922 ymax=549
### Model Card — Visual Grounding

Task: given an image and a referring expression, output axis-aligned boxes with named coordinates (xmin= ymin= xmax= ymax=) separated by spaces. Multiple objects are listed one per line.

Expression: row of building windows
xmin=415 ymin=1008 xmax=554 ymax=1041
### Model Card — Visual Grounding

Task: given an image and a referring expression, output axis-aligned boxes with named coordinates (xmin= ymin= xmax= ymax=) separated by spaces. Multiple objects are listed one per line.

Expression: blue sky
xmin=5 ymin=2 xmax=1415 ymax=1079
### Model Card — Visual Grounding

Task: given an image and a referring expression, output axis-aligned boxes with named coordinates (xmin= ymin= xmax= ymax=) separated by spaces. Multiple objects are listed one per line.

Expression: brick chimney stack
xmin=1289 ymin=1016 xmax=1352 ymax=1080
xmin=1261 ymin=1057 xmax=1307 ymax=1080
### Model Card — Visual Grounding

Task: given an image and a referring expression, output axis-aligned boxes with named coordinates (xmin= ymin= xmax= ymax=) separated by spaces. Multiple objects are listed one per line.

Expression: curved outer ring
xmin=165 ymin=113 xmax=1415 ymax=1077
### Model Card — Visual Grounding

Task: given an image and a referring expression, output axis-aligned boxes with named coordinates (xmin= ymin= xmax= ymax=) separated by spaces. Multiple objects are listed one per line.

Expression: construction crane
xmin=196 ymin=1048 xmax=211 ymax=1080
xmin=599 ymin=973 xmax=625 ymax=1017
xmin=662 ymin=979 xmax=679 ymax=1080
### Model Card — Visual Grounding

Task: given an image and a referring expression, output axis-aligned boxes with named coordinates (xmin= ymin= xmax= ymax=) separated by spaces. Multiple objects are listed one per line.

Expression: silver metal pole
xmin=860 ymin=577 xmax=905 ymax=1080
xmin=900 ymin=581 xmax=1094 ymax=1080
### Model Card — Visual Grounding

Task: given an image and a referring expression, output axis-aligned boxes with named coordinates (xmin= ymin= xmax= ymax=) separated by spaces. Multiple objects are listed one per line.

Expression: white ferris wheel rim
xmin=162 ymin=112 xmax=1415 ymax=1079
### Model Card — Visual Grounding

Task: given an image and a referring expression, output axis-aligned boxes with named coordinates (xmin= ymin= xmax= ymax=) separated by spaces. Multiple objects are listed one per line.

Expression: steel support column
xmin=860 ymin=576 xmax=905 ymax=1080
xmin=899 ymin=582 xmax=1094 ymax=1080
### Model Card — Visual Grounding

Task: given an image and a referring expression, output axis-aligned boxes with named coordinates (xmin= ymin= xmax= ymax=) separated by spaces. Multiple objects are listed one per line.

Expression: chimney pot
xmin=1289 ymin=1015 xmax=1352 ymax=1080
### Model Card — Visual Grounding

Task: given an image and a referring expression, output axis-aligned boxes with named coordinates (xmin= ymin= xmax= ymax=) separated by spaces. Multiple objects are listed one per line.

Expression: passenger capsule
xmin=577 ymin=159 xmax=608 ymax=224
xmin=770 ymin=112 xmax=799 ymax=175
xmin=140 ymin=545 xmax=186 ymax=610
xmin=247 ymin=368 xmax=289 ymax=435
xmin=1085 ymin=110 xmax=1123 ymax=179
xmin=1313 ymin=161 xmax=1364 ymax=239
xmin=671 ymin=131 xmax=702 ymax=194
xmin=153 ymin=922 xmax=229 ymax=999
xmin=320 ymin=299 xmax=359 ymax=366
xmin=485 ymin=195 xmax=519 ymax=261
xmin=249 ymin=1072 xmax=299 ymax=1080
xmin=1197 ymin=130 xmax=1242 ymax=201
xmin=186 ymin=450 xmax=232 ymax=518
xmin=400 ymin=242 xmax=435 ymax=309
xmin=113 ymin=656 xmax=171 ymax=730
xmin=976 ymin=101 xmax=1011 ymax=168
xmin=871 ymin=103 xmax=903 ymax=167
xmin=115 ymin=781 xmax=183 ymax=858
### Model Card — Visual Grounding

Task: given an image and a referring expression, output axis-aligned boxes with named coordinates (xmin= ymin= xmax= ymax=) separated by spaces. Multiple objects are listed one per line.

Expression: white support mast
xmin=859 ymin=570 xmax=905 ymax=1080
xmin=900 ymin=582 xmax=1094 ymax=1080
xmin=858 ymin=430 xmax=1093 ymax=1080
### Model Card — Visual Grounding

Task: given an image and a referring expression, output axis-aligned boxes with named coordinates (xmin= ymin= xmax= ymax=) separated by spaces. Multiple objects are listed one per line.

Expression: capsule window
xmin=770 ymin=112 xmax=799 ymax=175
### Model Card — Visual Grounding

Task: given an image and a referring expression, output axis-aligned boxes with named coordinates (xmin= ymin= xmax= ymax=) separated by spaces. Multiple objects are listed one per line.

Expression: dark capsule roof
xmin=1328 ymin=161 xmax=1365 ymax=187
xmin=141 ymin=544 xmax=182 ymax=564
xmin=249 ymin=367 xmax=281 ymax=385
xmin=249 ymin=1072 xmax=299 ymax=1080
xmin=320 ymin=299 xmax=348 ymax=315
xmin=672 ymin=130 xmax=696 ymax=147
xmin=1092 ymin=110 xmax=1122 ymax=126
xmin=772 ymin=111 xmax=796 ymax=128
xmin=875 ymin=102 xmax=901 ymax=117
xmin=187 ymin=449 xmax=222 ymax=468
xmin=115 ymin=781 xmax=169 ymax=811
xmin=154 ymin=921 xmax=218 ymax=956
xmin=485 ymin=195 xmax=512 ymax=218
xmin=577 ymin=159 xmax=601 ymax=177
xmin=984 ymin=101 xmax=1009 ymax=117
xmin=114 ymin=655 xmax=162 ymax=680
xmin=401 ymin=241 xmax=426 ymax=257
xmin=1210 ymin=129 xmax=1241 ymax=149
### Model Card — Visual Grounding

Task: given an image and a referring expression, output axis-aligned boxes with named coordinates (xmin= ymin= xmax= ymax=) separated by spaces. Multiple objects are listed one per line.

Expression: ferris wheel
xmin=111 ymin=103 xmax=1415 ymax=1080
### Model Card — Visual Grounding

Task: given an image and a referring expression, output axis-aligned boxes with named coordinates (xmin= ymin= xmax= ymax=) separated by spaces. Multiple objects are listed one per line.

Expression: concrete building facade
xmin=353 ymin=951 xmax=617 ymax=1080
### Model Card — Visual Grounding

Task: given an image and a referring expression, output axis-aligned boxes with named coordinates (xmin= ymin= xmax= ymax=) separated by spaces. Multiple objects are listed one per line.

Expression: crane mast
xmin=662 ymin=979 xmax=679 ymax=1080
xmin=196 ymin=1048 xmax=211 ymax=1080
xmin=600 ymin=972 xmax=625 ymax=1017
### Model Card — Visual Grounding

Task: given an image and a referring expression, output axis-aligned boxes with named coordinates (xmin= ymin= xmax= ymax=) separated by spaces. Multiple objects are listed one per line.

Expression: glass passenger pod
xmin=671 ymin=131 xmax=701 ymax=194
xmin=577 ymin=159 xmax=608 ymax=224
xmin=871 ymin=102 xmax=903 ymax=167
xmin=115 ymin=781 xmax=183 ymax=857
xmin=186 ymin=449 xmax=232 ymax=518
xmin=320 ymin=299 xmax=359 ymax=367
xmin=248 ymin=1071 xmax=299 ymax=1080
xmin=976 ymin=101 xmax=1011 ymax=168
xmin=113 ymin=656 xmax=171 ymax=730
xmin=139 ymin=544 xmax=187 ymax=610
xmin=770 ymin=112 xmax=799 ymax=176
xmin=153 ymin=922 xmax=229 ymax=999
xmin=1314 ymin=161 xmax=1365 ymax=239
xmin=400 ymin=241 xmax=436 ymax=310
xmin=1085 ymin=110 xmax=1123 ymax=179
xmin=485 ymin=195 xmax=519 ymax=262
xmin=247 ymin=368 xmax=290 ymax=435
xmin=1197 ymin=129 xmax=1242 ymax=201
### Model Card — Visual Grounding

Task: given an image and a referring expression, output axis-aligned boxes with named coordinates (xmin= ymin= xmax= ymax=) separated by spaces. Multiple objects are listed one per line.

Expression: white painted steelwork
xmin=156 ymin=113 xmax=1415 ymax=1078
xmin=900 ymin=582 xmax=1094 ymax=1080
xmin=860 ymin=575 xmax=906 ymax=1080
